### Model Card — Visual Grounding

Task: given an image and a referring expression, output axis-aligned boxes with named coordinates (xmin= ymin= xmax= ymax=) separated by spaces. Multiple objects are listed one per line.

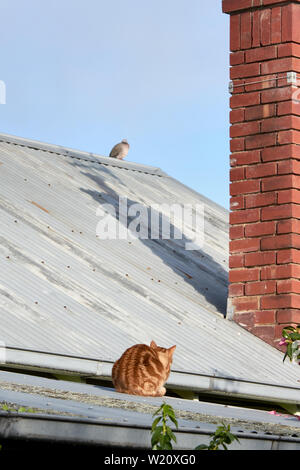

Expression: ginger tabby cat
xmin=112 ymin=340 xmax=176 ymax=397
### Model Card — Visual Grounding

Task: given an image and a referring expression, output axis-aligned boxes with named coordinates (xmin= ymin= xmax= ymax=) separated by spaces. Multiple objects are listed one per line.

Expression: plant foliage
xmin=195 ymin=423 xmax=240 ymax=450
xmin=151 ymin=402 xmax=178 ymax=450
xmin=281 ymin=325 xmax=300 ymax=364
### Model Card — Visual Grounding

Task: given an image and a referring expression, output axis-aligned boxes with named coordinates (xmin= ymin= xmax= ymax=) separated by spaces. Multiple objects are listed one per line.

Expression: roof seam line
xmin=0 ymin=135 xmax=165 ymax=177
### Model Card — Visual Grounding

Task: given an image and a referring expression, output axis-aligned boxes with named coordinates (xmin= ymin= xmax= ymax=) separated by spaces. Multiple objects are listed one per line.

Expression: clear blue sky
xmin=1 ymin=0 xmax=230 ymax=209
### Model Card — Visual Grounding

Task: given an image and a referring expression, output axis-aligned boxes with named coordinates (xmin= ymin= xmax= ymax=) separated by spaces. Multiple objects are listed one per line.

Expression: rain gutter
xmin=1 ymin=411 xmax=300 ymax=450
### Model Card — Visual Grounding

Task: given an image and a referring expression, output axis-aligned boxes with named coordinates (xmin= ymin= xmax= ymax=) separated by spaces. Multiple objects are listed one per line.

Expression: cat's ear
xmin=168 ymin=345 xmax=176 ymax=358
xmin=150 ymin=340 xmax=157 ymax=348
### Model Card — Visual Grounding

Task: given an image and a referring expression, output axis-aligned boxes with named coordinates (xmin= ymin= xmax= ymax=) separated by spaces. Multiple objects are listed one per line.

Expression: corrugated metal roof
xmin=0 ymin=132 xmax=299 ymax=399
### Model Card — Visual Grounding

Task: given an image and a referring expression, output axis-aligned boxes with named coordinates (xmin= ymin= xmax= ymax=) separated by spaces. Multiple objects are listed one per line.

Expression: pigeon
xmin=109 ymin=139 xmax=130 ymax=160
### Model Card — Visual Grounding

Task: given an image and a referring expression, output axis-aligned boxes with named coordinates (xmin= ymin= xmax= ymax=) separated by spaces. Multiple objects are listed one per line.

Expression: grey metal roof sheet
xmin=0 ymin=132 xmax=299 ymax=399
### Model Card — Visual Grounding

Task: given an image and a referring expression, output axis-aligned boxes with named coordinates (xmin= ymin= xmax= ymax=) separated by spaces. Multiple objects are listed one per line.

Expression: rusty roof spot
xmin=28 ymin=201 xmax=49 ymax=214
xmin=176 ymin=267 xmax=193 ymax=279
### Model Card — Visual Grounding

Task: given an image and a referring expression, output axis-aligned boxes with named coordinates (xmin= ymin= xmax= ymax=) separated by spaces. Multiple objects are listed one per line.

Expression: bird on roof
xmin=109 ymin=139 xmax=130 ymax=160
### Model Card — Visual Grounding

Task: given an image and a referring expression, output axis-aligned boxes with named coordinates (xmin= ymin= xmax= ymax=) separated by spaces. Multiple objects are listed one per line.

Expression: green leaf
xmin=151 ymin=426 xmax=163 ymax=448
xmin=287 ymin=342 xmax=293 ymax=361
xmin=166 ymin=426 xmax=177 ymax=443
xmin=290 ymin=333 xmax=300 ymax=341
xmin=283 ymin=351 xmax=288 ymax=363
xmin=195 ymin=444 xmax=208 ymax=450
xmin=158 ymin=433 xmax=172 ymax=450
xmin=152 ymin=404 xmax=164 ymax=417
xmin=151 ymin=416 xmax=162 ymax=432
xmin=168 ymin=413 xmax=178 ymax=429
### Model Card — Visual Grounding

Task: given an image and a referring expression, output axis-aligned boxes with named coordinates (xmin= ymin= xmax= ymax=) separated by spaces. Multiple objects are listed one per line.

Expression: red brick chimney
xmin=222 ymin=0 xmax=300 ymax=349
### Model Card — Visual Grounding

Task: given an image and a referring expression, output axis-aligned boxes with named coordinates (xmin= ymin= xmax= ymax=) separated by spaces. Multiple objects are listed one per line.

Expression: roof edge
xmin=0 ymin=132 xmax=167 ymax=177
xmin=4 ymin=347 xmax=300 ymax=406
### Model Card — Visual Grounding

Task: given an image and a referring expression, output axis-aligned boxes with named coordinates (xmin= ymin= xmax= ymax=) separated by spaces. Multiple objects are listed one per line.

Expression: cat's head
xmin=150 ymin=340 xmax=176 ymax=365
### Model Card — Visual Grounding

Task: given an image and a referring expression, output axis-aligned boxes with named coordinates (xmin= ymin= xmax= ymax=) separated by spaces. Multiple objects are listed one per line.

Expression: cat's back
xmin=112 ymin=340 xmax=176 ymax=396
xmin=112 ymin=343 xmax=155 ymax=378
xmin=112 ymin=344 xmax=158 ymax=388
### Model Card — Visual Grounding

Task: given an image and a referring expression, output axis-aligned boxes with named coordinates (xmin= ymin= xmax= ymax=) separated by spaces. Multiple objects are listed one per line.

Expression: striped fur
xmin=112 ymin=340 xmax=176 ymax=396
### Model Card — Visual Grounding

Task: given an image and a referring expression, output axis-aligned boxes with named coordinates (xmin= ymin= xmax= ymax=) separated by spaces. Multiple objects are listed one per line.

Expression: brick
xmin=263 ymin=0 xmax=300 ymax=5
xmin=282 ymin=3 xmax=300 ymax=44
xmin=230 ymin=14 xmax=241 ymax=51
xmin=277 ymin=189 xmax=300 ymax=204
xmin=245 ymin=133 xmax=277 ymax=150
xmin=233 ymin=312 xmax=254 ymax=328
xmin=278 ymin=130 xmax=300 ymax=145
xmin=230 ymin=237 xmax=260 ymax=253
xmin=261 ymin=116 xmax=299 ymax=133
xmin=261 ymin=263 xmax=300 ymax=280
xmin=230 ymin=51 xmax=245 ymax=66
xmin=277 ymin=308 xmax=300 ymax=324
xmin=277 ymin=218 xmax=300 ymax=234
xmin=230 ymin=91 xmax=260 ymax=108
xmin=230 ymin=63 xmax=260 ymax=79
xmin=254 ymin=310 xmax=277 ymax=324
xmin=261 ymin=233 xmax=300 ymax=250
xmin=230 ymin=208 xmax=260 ymax=224
xmin=261 ymin=203 xmax=293 ymax=220
xmin=277 ymin=160 xmax=300 ymax=175
xmin=271 ymin=6 xmax=281 ymax=44
xmin=229 ymin=283 xmax=245 ymax=297
xmin=261 ymin=87 xmax=293 ymax=104
xmin=261 ymin=293 xmax=300 ymax=309
xmin=278 ymin=42 xmax=300 ymax=59
xmin=277 ymin=101 xmax=300 ymax=117
xmin=245 ymin=45 xmax=276 ymax=63
xmin=246 ymin=162 xmax=276 ymax=179
xmin=230 ymin=195 xmax=244 ymax=210
xmin=241 ymin=11 xmax=252 ymax=49
xmin=261 ymin=57 xmax=300 ymax=75
xmin=230 ymin=137 xmax=245 ymax=152
xmin=245 ymin=104 xmax=276 ymax=121
xmin=230 ymin=121 xmax=260 ymax=137
xmin=230 ymin=108 xmax=245 ymax=123
xmin=277 ymin=248 xmax=300 ymax=264
xmin=246 ymin=75 xmax=278 ymax=92
xmin=245 ymin=251 xmax=276 ymax=266
xmin=232 ymin=296 xmax=259 ymax=312
xmin=260 ymin=9 xmax=271 ymax=46
xmin=229 ymin=254 xmax=244 ymax=268
xmin=277 ymin=279 xmax=300 ymax=294
xmin=246 ymin=281 xmax=276 ymax=296
xmin=230 ymin=225 xmax=245 ymax=239
xmin=262 ymin=144 xmax=300 ymax=162
xmin=230 ymin=179 xmax=260 ymax=196
xmin=230 ymin=150 xmax=261 ymax=166
xmin=261 ymin=174 xmax=295 ymax=192
xmin=245 ymin=220 xmax=276 ymax=237
xmin=222 ymin=0 xmax=252 ymax=14
xmin=252 ymin=325 xmax=276 ymax=345
xmin=252 ymin=10 xmax=260 ymax=48
xmin=245 ymin=192 xmax=276 ymax=209
xmin=230 ymin=166 xmax=245 ymax=181
xmin=229 ymin=267 xmax=260 ymax=283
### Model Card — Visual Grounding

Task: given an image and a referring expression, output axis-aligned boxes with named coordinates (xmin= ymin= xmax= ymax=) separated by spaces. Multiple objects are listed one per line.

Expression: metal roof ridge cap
xmin=4 ymin=347 xmax=111 ymax=378
xmin=4 ymin=348 xmax=300 ymax=403
xmin=0 ymin=132 xmax=166 ymax=176
xmin=168 ymin=371 xmax=300 ymax=404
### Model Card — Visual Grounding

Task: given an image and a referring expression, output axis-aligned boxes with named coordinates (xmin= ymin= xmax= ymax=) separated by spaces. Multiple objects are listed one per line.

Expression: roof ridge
xmin=0 ymin=132 xmax=166 ymax=177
